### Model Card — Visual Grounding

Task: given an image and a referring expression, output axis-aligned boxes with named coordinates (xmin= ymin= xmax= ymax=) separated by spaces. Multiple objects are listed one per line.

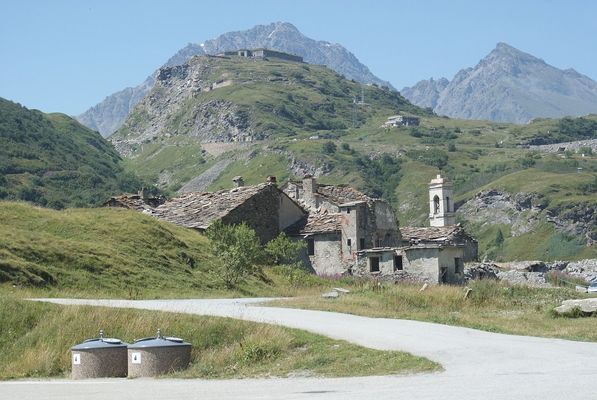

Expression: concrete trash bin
xmin=127 ymin=329 xmax=192 ymax=377
xmin=71 ymin=330 xmax=128 ymax=379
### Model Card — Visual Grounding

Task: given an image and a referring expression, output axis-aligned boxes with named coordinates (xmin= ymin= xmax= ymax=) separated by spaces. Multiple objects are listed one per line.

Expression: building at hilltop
xmin=106 ymin=175 xmax=476 ymax=284
xmin=219 ymin=48 xmax=303 ymax=63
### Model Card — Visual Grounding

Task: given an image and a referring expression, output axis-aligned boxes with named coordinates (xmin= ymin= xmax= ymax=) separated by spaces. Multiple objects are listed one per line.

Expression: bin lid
xmin=128 ymin=329 xmax=191 ymax=349
xmin=71 ymin=330 xmax=128 ymax=350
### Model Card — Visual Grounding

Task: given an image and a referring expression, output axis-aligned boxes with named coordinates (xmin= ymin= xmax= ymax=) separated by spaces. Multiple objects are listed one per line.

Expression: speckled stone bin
xmin=71 ymin=330 xmax=128 ymax=379
xmin=127 ymin=329 xmax=192 ymax=377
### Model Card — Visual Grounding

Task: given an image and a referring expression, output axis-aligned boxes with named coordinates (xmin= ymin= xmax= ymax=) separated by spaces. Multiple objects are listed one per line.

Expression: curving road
xmin=3 ymin=298 xmax=597 ymax=400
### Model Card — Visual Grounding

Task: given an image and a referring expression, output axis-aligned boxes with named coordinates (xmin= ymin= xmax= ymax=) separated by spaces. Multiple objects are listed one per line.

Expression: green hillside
xmin=0 ymin=98 xmax=141 ymax=208
xmin=0 ymin=202 xmax=291 ymax=297
xmin=112 ymin=56 xmax=430 ymax=191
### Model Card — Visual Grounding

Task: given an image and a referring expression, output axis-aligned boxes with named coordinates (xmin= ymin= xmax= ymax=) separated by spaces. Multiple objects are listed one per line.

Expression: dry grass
xmin=0 ymin=296 xmax=439 ymax=379
xmin=272 ymin=279 xmax=597 ymax=342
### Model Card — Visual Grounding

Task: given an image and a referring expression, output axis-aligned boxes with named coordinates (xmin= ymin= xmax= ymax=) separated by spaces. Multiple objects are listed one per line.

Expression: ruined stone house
xmin=105 ymin=176 xmax=306 ymax=244
xmin=282 ymin=175 xmax=477 ymax=284
xmin=106 ymin=174 xmax=477 ymax=284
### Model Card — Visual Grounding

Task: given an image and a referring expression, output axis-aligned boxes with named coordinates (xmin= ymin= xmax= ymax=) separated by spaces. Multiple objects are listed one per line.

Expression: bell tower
xmin=429 ymin=174 xmax=456 ymax=227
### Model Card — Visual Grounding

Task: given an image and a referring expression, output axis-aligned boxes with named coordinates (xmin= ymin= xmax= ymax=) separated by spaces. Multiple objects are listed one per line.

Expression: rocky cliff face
xmin=77 ymin=22 xmax=391 ymax=137
xmin=402 ymin=43 xmax=597 ymax=123
xmin=400 ymin=77 xmax=449 ymax=109
xmin=458 ymin=189 xmax=595 ymax=247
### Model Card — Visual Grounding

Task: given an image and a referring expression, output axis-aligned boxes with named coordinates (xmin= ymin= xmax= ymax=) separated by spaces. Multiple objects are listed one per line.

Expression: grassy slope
xmin=0 ymin=98 xmax=141 ymax=208
xmin=273 ymin=280 xmax=597 ymax=342
xmin=0 ymin=201 xmax=310 ymax=298
xmin=0 ymin=297 xmax=438 ymax=379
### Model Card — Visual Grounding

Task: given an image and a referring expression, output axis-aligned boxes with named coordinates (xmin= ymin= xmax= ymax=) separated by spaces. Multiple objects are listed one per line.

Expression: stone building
xmin=220 ymin=48 xmax=303 ymax=63
xmin=382 ymin=114 xmax=420 ymax=128
xmin=106 ymin=174 xmax=476 ymax=284
xmin=281 ymin=175 xmax=476 ymax=283
xmin=105 ymin=177 xmax=306 ymax=244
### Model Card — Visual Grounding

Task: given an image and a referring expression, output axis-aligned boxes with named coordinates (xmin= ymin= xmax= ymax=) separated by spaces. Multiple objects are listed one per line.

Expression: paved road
xmin=3 ymin=298 xmax=597 ymax=400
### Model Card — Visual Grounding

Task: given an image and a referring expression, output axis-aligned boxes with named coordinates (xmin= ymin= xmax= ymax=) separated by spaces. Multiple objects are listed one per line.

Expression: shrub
xmin=265 ymin=232 xmax=305 ymax=265
xmin=322 ymin=141 xmax=337 ymax=154
xmin=205 ymin=221 xmax=263 ymax=288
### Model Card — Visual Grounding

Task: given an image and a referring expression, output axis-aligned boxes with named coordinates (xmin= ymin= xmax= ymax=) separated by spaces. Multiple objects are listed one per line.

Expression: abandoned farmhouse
xmin=106 ymin=175 xmax=477 ymax=284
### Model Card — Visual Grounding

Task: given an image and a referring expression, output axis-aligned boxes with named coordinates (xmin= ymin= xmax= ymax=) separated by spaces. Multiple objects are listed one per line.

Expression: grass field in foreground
xmin=0 ymin=296 xmax=439 ymax=379
xmin=271 ymin=280 xmax=597 ymax=342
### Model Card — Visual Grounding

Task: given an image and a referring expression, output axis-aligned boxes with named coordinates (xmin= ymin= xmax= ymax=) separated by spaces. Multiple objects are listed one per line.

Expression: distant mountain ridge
xmin=77 ymin=22 xmax=392 ymax=137
xmin=402 ymin=43 xmax=597 ymax=123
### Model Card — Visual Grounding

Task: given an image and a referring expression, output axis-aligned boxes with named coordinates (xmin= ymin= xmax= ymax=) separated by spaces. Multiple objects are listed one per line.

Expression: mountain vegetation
xmin=0 ymin=98 xmax=141 ymax=208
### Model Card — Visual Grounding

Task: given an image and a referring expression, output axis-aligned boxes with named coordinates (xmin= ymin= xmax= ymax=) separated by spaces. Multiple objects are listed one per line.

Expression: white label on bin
xmin=131 ymin=352 xmax=141 ymax=364
xmin=73 ymin=353 xmax=81 ymax=365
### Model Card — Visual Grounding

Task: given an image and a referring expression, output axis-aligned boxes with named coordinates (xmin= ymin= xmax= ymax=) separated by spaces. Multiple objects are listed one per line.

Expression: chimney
xmin=266 ymin=175 xmax=277 ymax=186
xmin=232 ymin=176 xmax=244 ymax=188
xmin=302 ymin=175 xmax=317 ymax=206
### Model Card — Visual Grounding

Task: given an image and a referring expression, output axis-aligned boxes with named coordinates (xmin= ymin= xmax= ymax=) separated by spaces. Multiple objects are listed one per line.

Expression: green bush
xmin=205 ymin=221 xmax=263 ymax=288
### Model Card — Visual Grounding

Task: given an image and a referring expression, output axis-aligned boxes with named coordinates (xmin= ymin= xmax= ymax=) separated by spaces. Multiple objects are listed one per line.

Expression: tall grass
xmin=0 ymin=297 xmax=438 ymax=379
xmin=277 ymin=280 xmax=597 ymax=342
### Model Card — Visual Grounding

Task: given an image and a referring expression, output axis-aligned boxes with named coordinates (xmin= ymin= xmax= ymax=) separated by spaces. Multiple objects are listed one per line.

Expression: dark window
xmin=359 ymin=238 xmax=365 ymax=250
xmin=446 ymin=196 xmax=451 ymax=212
xmin=347 ymin=238 xmax=352 ymax=247
xmin=394 ymin=255 xmax=403 ymax=271
xmin=369 ymin=257 xmax=380 ymax=273
xmin=345 ymin=208 xmax=351 ymax=214
xmin=454 ymin=257 xmax=462 ymax=274
xmin=307 ymin=238 xmax=315 ymax=256
xmin=433 ymin=195 xmax=440 ymax=214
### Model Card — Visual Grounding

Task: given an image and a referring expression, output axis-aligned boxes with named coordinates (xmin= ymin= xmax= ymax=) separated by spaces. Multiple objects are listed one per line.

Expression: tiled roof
xmin=400 ymin=225 xmax=462 ymax=243
xmin=153 ymin=183 xmax=272 ymax=229
xmin=103 ymin=195 xmax=164 ymax=213
xmin=287 ymin=211 xmax=342 ymax=235
xmin=317 ymin=184 xmax=374 ymax=205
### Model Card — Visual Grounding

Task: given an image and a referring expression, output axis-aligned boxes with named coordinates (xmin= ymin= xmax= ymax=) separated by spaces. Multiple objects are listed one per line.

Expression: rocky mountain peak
xmin=402 ymin=43 xmax=597 ymax=123
xmin=77 ymin=22 xmax=391 ymax=137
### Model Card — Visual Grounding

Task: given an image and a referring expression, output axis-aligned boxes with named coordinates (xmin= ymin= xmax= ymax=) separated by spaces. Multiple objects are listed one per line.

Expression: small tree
xmin=322 ymin=141 xmax=337 ymax=154
xmin=206 ymin=221 xmax=263 ymax=288
xmin=265 ymin=232 xmax=305 ymax=265
xmin=494 ymin=228 xmax=505 ymax=248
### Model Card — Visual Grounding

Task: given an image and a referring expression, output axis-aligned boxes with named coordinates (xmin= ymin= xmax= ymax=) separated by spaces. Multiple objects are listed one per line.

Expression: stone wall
xmin=351 ymin=246 xmax=465 ymax=284
xmin=223 ymin=185 xmax=280 ymax=244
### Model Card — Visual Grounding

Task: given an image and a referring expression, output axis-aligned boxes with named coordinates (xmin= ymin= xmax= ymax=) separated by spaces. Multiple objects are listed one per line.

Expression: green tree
xmin=494 ymin=229 xmax=505 ymax=248
xmin=322 ymin=141 xmax=337 ymax=154
xmin=265 ymin=232 xmax=305 ymax=265
xmin=205 ymin=221 xmax=263 ymax=288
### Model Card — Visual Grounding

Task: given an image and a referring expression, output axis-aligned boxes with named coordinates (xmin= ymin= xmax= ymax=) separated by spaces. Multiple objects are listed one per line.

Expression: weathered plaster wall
xmin=305 ymin=233 xmax=345 ymax=276
xmin=278 ymin=192 xmax=305 ymax=231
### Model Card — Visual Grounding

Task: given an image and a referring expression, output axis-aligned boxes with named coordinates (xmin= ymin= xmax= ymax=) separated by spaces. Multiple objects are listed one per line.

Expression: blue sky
xmin=1 ymin=0 xmax=596 ymax=115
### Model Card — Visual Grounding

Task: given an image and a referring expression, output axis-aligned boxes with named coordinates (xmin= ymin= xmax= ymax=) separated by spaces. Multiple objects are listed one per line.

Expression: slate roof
xmin=316 ymin=184 xmax=373 ymax=205
xmin=400 ymin=225 xmax=466 ymax=244
xmin=153 ymin=183 xmax=272 ymax=230
xmin=287 ymin=211 xmax=342 ymax=235
xmin=103 ymin=195 xmax=164 ymax=213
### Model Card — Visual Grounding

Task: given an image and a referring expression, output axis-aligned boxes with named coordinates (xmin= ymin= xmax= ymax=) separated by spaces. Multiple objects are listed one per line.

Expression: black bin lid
xmin=71 ymin=330 xmax=128 ymax=350
xmin=128 ymin=329 xmax=191 ymax=349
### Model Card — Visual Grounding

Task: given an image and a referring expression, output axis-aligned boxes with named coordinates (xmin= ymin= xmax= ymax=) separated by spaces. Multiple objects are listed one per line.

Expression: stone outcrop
xmin=458 ymin=190 xmax=546 ymax=236
xmin=554 ymin=298 xmax=597 ymax=315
